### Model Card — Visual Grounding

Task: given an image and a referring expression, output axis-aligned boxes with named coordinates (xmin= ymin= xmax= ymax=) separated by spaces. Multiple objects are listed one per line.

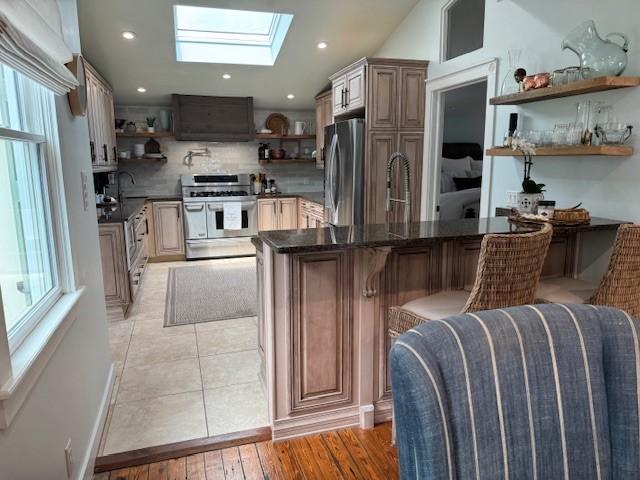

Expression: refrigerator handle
xmin=332 ymin=135 xmax=340 ymax=213
xmin=327 ymin=133 xmax=338 ymax=212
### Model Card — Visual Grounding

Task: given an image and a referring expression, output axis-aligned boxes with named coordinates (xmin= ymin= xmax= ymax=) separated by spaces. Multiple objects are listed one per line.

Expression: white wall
xmin=0 ymin=1 xmax=113 ymax=479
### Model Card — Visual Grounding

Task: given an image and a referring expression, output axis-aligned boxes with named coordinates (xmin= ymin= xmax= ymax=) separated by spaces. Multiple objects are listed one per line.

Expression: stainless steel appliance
xmin=324 ymin=119 xmax=365 ymax=226
xmin=181 ymin=174 xmax=257 ymax=259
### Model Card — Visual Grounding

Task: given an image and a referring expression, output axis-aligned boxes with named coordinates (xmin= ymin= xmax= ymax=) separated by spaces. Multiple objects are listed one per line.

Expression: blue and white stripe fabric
xmin=390 ymin=303 xmax=640 ymax=479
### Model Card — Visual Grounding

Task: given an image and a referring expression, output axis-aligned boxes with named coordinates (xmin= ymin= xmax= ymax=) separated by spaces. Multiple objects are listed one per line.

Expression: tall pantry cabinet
xmin=329 ymin=58 xmax=427 ymax=224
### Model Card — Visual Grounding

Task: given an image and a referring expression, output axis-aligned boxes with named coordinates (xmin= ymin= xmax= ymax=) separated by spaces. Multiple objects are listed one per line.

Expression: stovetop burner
xmin=190 ymin=191 xmax=249 ymax=198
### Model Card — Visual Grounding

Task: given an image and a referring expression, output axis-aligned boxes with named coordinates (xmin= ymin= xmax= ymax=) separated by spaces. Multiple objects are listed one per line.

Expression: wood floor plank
xmin=203 ymin=450 xmax=225 ymax=480
xmin=220 ymin=447 xmax=244 ymax=480
xmin=271 ymin=441 xmax=305 ymax=480
xmin=186 ymin=454 xmax=207 ymax=480
xmin=93 ymin=473 xmax=111 ymax=480
xmin=287 ymin=437 xmax=327 ymax=480
xmin=337 ymin=430 xmax=385 ymax=480
xmin=238 ymin=444 xmax=264 ymax=480
xmin=352 ymin=428 xmax=398 ymax=480
xmin=99 ymin=423 xmax=398 ymax=480
xmin=110 ymin=468 xmax=132 ymax=480
xmin=321 ymin=432 xmax=366 ymax=480
xmin=254 ymin=440 xmax=285 ymax=480
xmin=305 ymin=435 xmax=343 ymax=479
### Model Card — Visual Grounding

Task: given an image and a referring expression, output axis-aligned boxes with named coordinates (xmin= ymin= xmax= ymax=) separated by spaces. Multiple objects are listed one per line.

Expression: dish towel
xmin=223 ymin=202 xmax=242 ymax=230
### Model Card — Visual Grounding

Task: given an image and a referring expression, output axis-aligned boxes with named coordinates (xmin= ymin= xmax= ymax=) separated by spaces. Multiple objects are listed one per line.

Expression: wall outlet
xmin=64 ymin=439 xmax=73 ymax=479
xmin=506 ymin=190 xmax=519 ymax=208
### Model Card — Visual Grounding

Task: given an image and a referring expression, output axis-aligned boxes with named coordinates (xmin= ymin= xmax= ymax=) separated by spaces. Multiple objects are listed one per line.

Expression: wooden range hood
xmin=172 ymin=94 xmax=255 ymax=142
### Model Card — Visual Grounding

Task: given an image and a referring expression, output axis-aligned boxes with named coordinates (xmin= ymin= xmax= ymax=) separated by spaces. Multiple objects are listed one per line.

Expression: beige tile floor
xmin=98 ymin=258 xmax=267 ymax=456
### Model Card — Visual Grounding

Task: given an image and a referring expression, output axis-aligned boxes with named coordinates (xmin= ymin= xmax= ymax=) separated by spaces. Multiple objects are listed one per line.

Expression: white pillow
xmin=441 ymin=171 xmax=456 ymax=193
xmin=470 ymin=159 xmax=483 ymax=176
xmin=441 ymin=156 xmax=471 ymax=176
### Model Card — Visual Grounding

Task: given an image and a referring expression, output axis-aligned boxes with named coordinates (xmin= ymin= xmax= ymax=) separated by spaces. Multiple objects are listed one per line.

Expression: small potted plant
xmin=512 ymin=138 xmax=545 ymax=213
xmin=146 ymin=116 xmax=156 ymax=133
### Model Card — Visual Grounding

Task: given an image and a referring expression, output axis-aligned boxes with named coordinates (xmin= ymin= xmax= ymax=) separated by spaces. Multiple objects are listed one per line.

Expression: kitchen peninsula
xmin=254 ymin=216 xmax=627 ymax=440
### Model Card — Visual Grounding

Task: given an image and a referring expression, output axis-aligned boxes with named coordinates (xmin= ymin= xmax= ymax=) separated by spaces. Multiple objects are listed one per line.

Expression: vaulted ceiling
xmin=77 ymin=0 xmax=420 ymax=109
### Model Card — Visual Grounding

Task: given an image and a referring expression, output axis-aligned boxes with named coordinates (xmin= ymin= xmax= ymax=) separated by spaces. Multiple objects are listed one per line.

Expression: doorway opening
xmin=439 ymin=81 xmax=487 ymax=220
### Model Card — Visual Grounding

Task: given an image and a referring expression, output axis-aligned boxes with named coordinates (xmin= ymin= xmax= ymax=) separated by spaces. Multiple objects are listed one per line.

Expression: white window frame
xmin=0 ymin=66 xmax=79 ymax=429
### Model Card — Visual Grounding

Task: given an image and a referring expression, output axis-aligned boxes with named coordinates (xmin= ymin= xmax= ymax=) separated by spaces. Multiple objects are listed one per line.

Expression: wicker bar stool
xmin=537 ymin=224 xmax=640 ymax=316
xmin=388 ymin=223 xmax=553 ymax=340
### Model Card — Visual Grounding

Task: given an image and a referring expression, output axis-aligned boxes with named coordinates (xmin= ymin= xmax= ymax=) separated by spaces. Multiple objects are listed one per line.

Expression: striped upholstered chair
xmin=390 ymin=303 xmax=640 ymax=479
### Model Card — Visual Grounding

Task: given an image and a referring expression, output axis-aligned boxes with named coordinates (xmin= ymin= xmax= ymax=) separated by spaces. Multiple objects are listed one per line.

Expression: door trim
xmin=421 ymin=57 xmax=498 ymax=220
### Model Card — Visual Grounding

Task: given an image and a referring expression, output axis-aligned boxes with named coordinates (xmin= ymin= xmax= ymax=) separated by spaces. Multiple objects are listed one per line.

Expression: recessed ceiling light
xmin=287 ymin=94 xmax=295 ymax=99
xmin=122 ymin=31 xmax=136 ymax=40
xmin=137 ymin=87 xmax=146 ymax=93
xmin=317 ymin=41 xmax=328 ymax=49
xmin=222 ymin=73 xmax=231 ymax=79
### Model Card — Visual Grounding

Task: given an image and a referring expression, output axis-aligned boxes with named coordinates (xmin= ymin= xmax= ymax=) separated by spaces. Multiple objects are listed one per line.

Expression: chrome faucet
xmin=117 ymin=171 xmax=135 ymax=204
xmin=385 ymin=152 xmax=411 ymax=224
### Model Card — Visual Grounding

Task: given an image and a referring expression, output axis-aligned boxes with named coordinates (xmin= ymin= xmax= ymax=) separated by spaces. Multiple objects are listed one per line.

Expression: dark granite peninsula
xmin=255 ymin=216 xmax=626 ymax=440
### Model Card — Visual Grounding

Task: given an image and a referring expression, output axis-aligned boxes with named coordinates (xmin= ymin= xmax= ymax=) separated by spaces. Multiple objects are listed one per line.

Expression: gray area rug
xmin=164 ymin=261 xmax=257 ymax=327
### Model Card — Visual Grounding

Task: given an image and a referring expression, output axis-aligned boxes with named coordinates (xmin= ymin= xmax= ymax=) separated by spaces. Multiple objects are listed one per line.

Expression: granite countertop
xmin=256 ymin=216 xmax=628 ymax=254
xmin=126 ymin=194 xmax=183 ymax=202
xmin=97 ymin=198 xmax=146 ymax=224
xmin=256 ymin=192 xmax=324 ymax=205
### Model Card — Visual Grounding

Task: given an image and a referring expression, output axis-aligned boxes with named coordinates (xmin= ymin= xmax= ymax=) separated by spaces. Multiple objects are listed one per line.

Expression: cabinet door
xmin=105 ymin=88 xmax=117 ymax=165
xmin=367 ymin=65 xmax=398 ymax=129
xmin=332 ymin=76 xmax=346 ymax=117
xmin=298 ymin=202 xmax=308 ymax=229
xmin=345 ymin=66 xmax=365 ymax=111
xmin=397 ymin=132 xmax=424 ymax=222
xmin=99 ymin=224 xmax=130 ymax=307
xmin=85 ymin=75 xmax=98 ymax=165
xmin=257 ymin=199 xmax=278 ymax=231
xmin=290 ymin=250 xmax=352 ymax=412
xmin=278 ymin=198 xmax=298 ymax=230
xmin=365 ymin=132 xmax=398 ymax=224
xmin=153 ymin=201 xmax=185 ymax=256
xmin=399 ymin=67 xmax=426 ymax=130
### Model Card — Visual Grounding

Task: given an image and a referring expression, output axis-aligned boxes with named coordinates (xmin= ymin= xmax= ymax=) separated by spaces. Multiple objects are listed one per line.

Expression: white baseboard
xmin=78 ymin=362 xmax=115 ymax=480
xmin=273 ymin=406 xmax=361 ymax=441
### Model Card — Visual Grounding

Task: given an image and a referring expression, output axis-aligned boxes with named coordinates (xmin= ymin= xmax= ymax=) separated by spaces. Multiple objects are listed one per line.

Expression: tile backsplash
xmin=105 ymin=105 xmax=324 ymax=197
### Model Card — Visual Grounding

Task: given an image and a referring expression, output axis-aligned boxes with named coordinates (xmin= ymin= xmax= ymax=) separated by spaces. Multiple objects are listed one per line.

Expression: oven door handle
xmin=185 ymin=204 xmax=205 ymax=211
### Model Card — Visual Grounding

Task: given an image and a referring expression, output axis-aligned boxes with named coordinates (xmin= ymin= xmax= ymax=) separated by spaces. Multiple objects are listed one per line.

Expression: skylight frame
xmin=173 ymin=5 xmax=293 ymax=65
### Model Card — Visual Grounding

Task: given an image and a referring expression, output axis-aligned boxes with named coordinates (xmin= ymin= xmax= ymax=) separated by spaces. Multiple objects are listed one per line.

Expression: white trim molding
xmin=0 ymin=288 xmax=84 ymax=428
xmin=421 ymin=57 xmax=498 ymax=221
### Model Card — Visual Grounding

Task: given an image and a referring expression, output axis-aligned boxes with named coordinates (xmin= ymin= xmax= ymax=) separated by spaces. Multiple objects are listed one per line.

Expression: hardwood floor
xmin=95 ymin=423 xmax=398 ymax=480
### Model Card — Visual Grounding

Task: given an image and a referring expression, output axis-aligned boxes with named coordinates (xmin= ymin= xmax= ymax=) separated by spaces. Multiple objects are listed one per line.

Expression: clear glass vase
xmin=500 ymin=49 xmax=522 ymax=96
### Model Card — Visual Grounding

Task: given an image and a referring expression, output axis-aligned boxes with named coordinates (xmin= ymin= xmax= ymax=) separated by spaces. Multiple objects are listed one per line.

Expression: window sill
xmin=0 ymin=287 xmax=85 ymax=429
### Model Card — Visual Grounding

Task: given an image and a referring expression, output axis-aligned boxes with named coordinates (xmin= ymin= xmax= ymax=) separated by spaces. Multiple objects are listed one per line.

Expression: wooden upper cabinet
xmin=153 ymin=201 xmax=185 ymax=256
xmin=332 ymin=76 xmax=347 ymax=117
xmin=278 ymin=198 xmax=298 ymax=230
xmin=85 ymin=61 xmax=116 ymax=171
xmin=315 ymin=90 xmax=333 ymax=169
xmin=345 ymin=66 xmax=365 ymax=111
xmin=399 ymin=67 xmax=426 ymax=130
xmin=367 ymin=65 xmax=398 ymax=130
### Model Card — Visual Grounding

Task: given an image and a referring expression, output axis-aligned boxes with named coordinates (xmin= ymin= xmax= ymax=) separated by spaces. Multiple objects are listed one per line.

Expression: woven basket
xmin=554 ymin=208 xmax=590 ymax=223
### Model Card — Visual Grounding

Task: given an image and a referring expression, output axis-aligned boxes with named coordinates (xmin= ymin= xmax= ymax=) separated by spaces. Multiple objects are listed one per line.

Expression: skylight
xmin=173 ymin=5 xmax=294 ymax=66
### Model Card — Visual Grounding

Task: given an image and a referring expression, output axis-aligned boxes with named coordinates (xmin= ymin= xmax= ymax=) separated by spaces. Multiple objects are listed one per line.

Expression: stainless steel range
xmin=181 ymin=174 xmax=257 ymax=259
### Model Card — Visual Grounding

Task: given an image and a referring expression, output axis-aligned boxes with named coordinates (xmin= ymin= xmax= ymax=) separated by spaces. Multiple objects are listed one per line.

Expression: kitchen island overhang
xmin=254 ymin=216 xmax=627 ymax=440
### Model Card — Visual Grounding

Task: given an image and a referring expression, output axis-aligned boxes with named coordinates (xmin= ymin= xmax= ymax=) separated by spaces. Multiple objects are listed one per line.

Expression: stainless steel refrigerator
xmin=324 ymin=119 xmax=365 ymax=226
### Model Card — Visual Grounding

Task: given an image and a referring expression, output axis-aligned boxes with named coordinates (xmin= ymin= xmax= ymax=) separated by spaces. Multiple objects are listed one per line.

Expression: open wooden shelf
xmin=259 ymin=158 xmax=316 ymax=165
xmin=116 ymin=131 xmax=175 ymax=138
xmin=255 ymin=133 xmax=316 ymax=140
xmin=490 ymin=76 xmax=640 ymax=106
xmin=486 ymin=145 xmax=634 ymax=157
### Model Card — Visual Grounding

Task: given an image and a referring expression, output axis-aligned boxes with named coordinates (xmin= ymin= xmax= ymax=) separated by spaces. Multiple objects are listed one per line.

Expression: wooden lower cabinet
xmin=257 ymin=197 xmax=298 ymax=231
xmin=298 ymin=200 xmax=325 ymax=229
xmin=153 ymin=201 xmax=185 ymax=256
xmin=290 ymin=250 xmax=352 ymax=412
xmin=99 ymin=223 xmax=130 ymax=310
xmin=256 ymin=247 xmax=266 ymax=383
